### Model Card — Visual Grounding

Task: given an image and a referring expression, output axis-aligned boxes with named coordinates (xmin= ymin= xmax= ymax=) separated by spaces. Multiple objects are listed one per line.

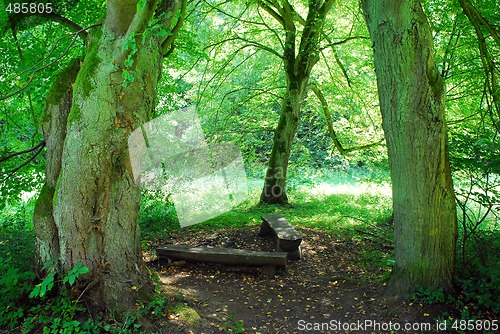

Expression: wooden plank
xmin=156 ymin=244 xmax=287 ymax=268
xmin=260 ymin=214 xmax=302 ymax=251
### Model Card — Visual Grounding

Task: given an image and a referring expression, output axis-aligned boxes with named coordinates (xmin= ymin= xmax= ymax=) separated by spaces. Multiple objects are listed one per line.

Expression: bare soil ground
xmin=147 ymin=226 xmax=453 ymax=333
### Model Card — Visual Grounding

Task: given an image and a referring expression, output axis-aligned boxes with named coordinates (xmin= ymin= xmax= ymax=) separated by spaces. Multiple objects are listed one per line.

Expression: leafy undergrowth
xmin=1 ymin=168 xmax=498 ymax=333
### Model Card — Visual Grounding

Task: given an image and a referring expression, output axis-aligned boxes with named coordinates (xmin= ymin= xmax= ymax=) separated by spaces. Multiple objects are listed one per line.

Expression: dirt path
xmin=148 ymin=227 xmax=449 ymax=333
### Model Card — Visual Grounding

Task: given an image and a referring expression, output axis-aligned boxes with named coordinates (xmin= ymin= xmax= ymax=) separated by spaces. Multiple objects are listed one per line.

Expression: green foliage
xmin=411 ymin=287 xmax=447 ymax=305
xmin=458 ymin=260 xmax=500 ymax=312
xmin=0 ymin=257 xmax=35 ymax=328
xmin=139 ymin=190 xmax=179 ymax=241
xmin=29 ymin=260 xmax=89 ymax=299
xmin=222 ymin=312 xmax=245 ymax=333
xmin=30 ymin=272 xmax=56 ymax=299
xmin=63 ymin=262 xmax=89 ymax=286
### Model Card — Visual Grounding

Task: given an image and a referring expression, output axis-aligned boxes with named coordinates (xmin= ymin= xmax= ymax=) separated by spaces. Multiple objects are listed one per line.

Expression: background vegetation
xmin=1 ymin=0 xmax=499 ymax=331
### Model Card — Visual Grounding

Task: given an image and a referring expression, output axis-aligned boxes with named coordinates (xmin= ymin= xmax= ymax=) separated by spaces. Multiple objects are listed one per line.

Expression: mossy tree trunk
xmin=33 ymin=0 xmax=184 ymax=309
xmin=362 ymin=0 xmax=458 ymax=294
xmin=260 ymin=0 xmax=334 ymax=204
xmin=34 ymin=59 xmax=80 ymax=270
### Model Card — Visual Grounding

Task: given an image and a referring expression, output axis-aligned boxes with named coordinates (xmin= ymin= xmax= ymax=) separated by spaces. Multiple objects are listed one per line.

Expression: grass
xmin=139 ymin=166 xmax=393 ymax=241
xmin=2 ymin=165 xmax=498 ymax=330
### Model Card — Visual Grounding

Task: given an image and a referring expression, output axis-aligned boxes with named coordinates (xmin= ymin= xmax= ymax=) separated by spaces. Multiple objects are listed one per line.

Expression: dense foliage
xmin=0 ymin=0 xmax=499 ymax=330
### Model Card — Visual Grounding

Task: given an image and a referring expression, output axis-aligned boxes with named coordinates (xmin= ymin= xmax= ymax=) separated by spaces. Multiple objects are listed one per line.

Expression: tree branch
xmin=310 ymin=82 xmax=346 ymax=154
xmin=310 ymin=83 xmax=384 ymax=154
xmin=7 ymin=12 xmax=87 ymax=40
xmin=0 ymin=141 xmax=45 ymax=163
xmin=0 ymin=25 xmax=88 ymax=101
xmin=320 ymin=36 xmax=369 ymax=49
xmin=256 ymin=1 xmax=285 ymax=27
xmin=232 ymin=35 xmax=283 ymax=59
xmin=1 ymin=143 xmax=45 ymax=183
xmin=458 ymin=0 xmax=500 ymax=49
xmin=161 ymin=0 xmax=187 ymax=56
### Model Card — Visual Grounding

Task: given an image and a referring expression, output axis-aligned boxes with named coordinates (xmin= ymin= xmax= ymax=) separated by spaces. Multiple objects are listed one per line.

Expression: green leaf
xmin=124 ymin=57 xmax=134 ymax=68
xmin=30 ymin=272 xmax=55 ymax=298
xmin=136 ymin=0 xmax=147 ymax=14
xmin=29 ymin=285 xmax=41 ymax=299
xmin=63 ymin=262 xmax=89 ymax=286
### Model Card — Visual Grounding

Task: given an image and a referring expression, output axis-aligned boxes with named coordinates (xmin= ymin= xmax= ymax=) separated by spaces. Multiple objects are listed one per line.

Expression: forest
xmin=0 ymin=0 xmax=499 ymax=332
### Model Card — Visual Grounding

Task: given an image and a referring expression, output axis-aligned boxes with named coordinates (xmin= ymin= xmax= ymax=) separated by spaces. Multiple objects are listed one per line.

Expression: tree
xmin=361 ymin=0 xmax=457 ymax=293
xmin=30 ymin=0 xmax=186 ymax=309
xmin=258 ymin=0 xmax=334 ymax=204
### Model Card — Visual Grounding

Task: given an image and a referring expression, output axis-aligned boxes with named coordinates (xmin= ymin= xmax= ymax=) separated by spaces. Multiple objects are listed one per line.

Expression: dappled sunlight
xmin=305 ymin=182 xmax=392 ymax=197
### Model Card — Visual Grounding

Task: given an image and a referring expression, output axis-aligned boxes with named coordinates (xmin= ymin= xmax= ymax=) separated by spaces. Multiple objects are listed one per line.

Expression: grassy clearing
xmin=1 ymin=165 xmax=499 ymax=331
xmin=138 ymin=167 xmax=393 ymax=241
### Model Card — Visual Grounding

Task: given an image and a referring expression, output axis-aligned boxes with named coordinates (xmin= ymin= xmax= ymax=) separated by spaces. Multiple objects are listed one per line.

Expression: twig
xmin=1 ymin=143 xmax=44 ymax=182
xmin=0 ymin=140 xmax=45 ymax=163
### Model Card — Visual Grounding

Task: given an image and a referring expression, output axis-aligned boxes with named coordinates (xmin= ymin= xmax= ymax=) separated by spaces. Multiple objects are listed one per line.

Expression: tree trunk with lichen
xmin=260 ymin=0 xmax=334 ymax=204
xmin=33 ymin=0 xmax=182 ymax=309
xmin=34 ymin=59 xmax=80 ymax=271
xmin=260 ymin=86 xmax=303 ymax=205
xmin=362 ymin=0 xmax=457 ymax=294
xmin=53 ymin=26 xmax=161 ymax=309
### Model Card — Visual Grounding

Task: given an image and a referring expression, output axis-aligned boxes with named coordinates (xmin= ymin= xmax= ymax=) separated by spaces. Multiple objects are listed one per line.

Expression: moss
xmin=73 ymin=28 xmax=103 ymax=98
xmin=34 ymin=184 xmax=55 ymax=218
xmin=46 ymin=58 xmax=82 ymax=107
xmin=67 ymin=103 xmax=81 ymax=124
xmin=43 ymin=58 xmax=82 ymax=126
xmin=175 ymin=306 xmax=202 ymax=326
xmin=53 ymin=175 xmax=61 ymax=207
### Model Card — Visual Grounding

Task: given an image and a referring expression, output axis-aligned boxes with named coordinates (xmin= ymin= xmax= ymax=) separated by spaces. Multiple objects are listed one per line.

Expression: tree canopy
xmin=0 ymin=0 xmax=499 ymax=329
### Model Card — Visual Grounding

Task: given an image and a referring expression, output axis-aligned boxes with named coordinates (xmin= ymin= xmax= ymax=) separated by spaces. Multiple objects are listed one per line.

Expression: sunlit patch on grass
xmin=303 ymin=182 xmax=392 ymax=197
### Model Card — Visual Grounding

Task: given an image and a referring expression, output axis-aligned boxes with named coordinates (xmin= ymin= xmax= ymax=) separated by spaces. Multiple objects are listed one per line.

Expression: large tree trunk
xmin=260 ymin=89 xmax=302 ymax=204
xmin=34 ymin=59 xmax=81 ymax=269
xmin=33 ymin=0 xmax=182 ymax=309
xmin=362 ymin=0 xmax=457 ymax=293
xmin=260 ymin=0 xmax=334 ymax=204
xmin=52 ymin=26 xmax=161 ymax=309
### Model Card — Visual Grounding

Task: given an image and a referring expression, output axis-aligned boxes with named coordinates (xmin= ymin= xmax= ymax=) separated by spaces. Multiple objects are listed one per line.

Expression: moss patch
xmin=45 ymin=58 xmax=81 ymax=107
xmin=175 ymin=306 xmax=202 ymax=327
xmin=73 ymin=28 xmax=103 ymax=98
xmin=34 ymin=184 xmax=55 ymax=218
xmin=67 ymin=103 xmax=81 ymax=124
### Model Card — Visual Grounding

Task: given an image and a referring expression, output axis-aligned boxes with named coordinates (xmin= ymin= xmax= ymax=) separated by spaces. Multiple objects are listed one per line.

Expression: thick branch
xmin=458 ymin=0 xmax=500 ymax=49
xmin=459 ymin=0 xmax=500 ymax=119
xmin=310 ymin=83 xmax=383 ymax=154
xmin=310 ymin=83 xmax=345 ymax=154
xmin=161 ymin=0 xmax=187 ymax=56
xmin=257 ymin=1 xmax=285 ymax=27
xmin=112 ymin=0 xmax=160 ymax=65
xmin=0 ymin=141 xmax=45 ymax=163
xmin=7 ymin=12 xmax=87 ymax=40
xmin=282 ymin=0 xmax=296 ymax=82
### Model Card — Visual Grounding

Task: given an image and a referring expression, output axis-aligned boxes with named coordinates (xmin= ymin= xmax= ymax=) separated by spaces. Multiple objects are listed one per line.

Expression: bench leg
xmin=259 ymin=221 xmax=273 ymax=236
xmin=277 ymin=245 xmax=302 ymax=261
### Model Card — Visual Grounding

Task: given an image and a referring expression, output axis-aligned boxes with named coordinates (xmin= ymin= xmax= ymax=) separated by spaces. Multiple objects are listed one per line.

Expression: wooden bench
xmin=259 ymin=214 xmax=302 ymax=260
xmin=156 ymin=244 xmax=287 ymax=270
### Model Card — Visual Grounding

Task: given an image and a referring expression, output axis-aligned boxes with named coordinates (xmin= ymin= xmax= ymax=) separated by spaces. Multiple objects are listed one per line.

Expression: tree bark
xmin=261 ymin=88 xmax=302 ymax=204
xmin=34 ymin=59 xmax=80 ymax=269
xmin=260 ymin=0 xmax=334 ymax=204
xmin=362 ymin=0 xmax=458 ymax=294
xmin=53 ymin=25 xmax=162 ymax=309
xmin=33 ymin=0 xmax=183 ymax=309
